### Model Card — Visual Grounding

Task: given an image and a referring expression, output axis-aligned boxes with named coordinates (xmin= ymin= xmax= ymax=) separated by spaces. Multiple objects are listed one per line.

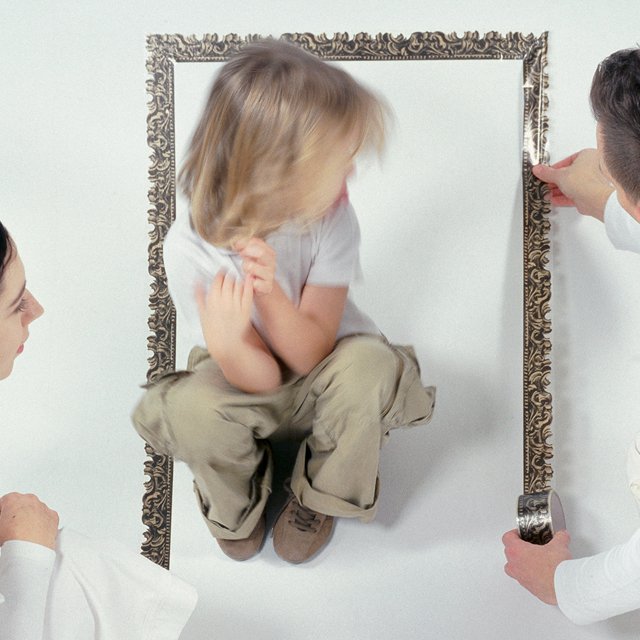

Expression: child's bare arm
xmin=255 ymin=282 xmax=346 ymax=375
xmin=197 ymin=271 xmax=282 ymax=392
xmin=237 ymin=238 xmax=347 ymax=374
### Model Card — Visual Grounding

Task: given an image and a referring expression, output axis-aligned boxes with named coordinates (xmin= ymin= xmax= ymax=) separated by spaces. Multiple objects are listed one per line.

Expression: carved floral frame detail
xmin=143 ymin=31 xmax=551 ymax=567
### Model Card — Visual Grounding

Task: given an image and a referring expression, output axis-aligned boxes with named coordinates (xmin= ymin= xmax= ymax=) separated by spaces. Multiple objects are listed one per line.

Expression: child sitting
xmin=133 ymin=39 xmax=435 ymax=563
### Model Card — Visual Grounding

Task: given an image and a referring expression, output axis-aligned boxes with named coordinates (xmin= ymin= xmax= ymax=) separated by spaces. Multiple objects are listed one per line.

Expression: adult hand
xmin=196 ymin=270 xmax=254 ymax=359
xmin=234 ymin=238 xmax=276 ymax=296
xmin=0 ymin=492 xmax=59 ymax=550
xmin=532 ymin=148 xmax=614 ymax=221
xmin=502 ymin=528 xmax=572 ymax=605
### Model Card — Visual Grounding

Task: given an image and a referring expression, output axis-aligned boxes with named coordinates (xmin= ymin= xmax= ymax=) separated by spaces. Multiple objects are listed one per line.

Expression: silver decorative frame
xmin=143 ymin=31 xmax=551 ymax=567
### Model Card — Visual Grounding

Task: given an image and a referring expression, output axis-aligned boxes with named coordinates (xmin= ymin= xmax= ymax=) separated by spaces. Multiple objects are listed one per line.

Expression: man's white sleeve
xmin=555 ymin=527 xmax=640 ymax=624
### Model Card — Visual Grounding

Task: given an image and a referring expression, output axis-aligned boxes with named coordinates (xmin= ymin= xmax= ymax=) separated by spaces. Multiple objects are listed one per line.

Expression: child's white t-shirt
xmin=163 ymin=200 xmax=379 ymax=351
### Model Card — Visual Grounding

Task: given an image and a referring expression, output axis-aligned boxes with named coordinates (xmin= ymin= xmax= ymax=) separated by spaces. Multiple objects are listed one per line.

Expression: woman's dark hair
xmin=0 ymin=221 xmax=15 ymax=293
xmin=590 ymin=47 xmax=640 ymax=203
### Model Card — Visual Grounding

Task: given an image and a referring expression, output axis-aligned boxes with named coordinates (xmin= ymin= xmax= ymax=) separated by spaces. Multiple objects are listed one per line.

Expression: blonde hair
xmin=179 ymin=39 xmax=386 ymax=247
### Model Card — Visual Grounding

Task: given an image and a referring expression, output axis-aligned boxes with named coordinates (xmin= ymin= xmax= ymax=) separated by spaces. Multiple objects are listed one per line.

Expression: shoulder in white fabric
xmin=604 ymin=192 xmax=640 ymax=254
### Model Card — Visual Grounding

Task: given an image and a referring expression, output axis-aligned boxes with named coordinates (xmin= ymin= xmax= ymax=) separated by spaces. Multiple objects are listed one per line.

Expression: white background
xmin=2 ymin=2 xmax=640 ymax=639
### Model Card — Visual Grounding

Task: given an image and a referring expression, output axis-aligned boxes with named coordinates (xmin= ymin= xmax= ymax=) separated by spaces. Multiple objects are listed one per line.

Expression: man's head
xmin=591 ymin=47 xmax=640 ymax=217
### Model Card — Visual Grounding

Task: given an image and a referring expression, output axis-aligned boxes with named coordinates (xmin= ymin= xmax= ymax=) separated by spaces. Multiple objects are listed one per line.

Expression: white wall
xmin=2 ymin=2 xmax=640 ymax=639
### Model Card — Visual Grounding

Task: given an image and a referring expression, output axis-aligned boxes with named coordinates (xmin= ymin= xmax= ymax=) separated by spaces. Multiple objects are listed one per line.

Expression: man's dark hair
xmin=590 ymin=47 xmax=640 ymax=203
xmin=0 ymin=221 xmax=14 ymax=294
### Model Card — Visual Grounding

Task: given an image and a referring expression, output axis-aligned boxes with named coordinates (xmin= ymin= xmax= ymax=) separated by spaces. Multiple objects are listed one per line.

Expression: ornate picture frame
xmin=143 ymin=31 xmax=551 ymax=567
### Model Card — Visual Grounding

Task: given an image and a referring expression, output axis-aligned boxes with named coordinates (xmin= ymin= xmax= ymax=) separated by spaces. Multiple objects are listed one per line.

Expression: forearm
xmin=555 ymin=527 xmax=640 ymax=625
xmin=210 ymin=330 xmax=282 ymax=393
xmin=254 ymin=284 xmax=336 ymax=375
xmin=579 ymin=184 xmax=614 ymax=221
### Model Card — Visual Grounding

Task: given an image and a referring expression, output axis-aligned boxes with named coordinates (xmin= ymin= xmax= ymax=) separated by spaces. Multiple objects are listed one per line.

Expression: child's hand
xmin=196 ymin=270 xmax=254 ymax=357
xmin=235 ymin=238 xmax=276 ymax=296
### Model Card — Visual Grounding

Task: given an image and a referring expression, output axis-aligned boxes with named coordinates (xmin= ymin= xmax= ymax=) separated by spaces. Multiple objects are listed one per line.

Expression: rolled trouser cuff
xmin=192 ymin=451 xmax=273 ymax=540
xmin=290 ymin=446 xmax=379 ymax=522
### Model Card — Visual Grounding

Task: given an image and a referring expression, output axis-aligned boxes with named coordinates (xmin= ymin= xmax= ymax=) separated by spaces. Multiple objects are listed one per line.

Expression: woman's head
xmin=0 ymin=221 xmax=43 ymax=380
xmin=180 ymin=39 xmax=386 ymax=247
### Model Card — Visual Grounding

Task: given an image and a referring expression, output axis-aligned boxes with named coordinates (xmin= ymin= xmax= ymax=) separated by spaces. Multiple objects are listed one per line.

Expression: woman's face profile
xmin=0 ymin=252 xmax=43 ymax=380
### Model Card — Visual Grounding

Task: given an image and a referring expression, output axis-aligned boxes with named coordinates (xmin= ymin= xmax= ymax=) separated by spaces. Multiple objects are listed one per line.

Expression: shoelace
xmin=289 ymin=500 xmax=322 ymax=533
xmin=282 ymin=478 xmax=324 ymax=533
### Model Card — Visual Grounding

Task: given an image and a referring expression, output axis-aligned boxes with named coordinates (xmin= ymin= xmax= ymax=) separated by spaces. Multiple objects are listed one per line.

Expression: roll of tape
xmin=517 ymin=489 xmax=565 ymax=545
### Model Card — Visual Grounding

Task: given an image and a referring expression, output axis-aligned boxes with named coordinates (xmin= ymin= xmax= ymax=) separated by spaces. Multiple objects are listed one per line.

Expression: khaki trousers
xmin=132 ymin=335 xmax=435 ymax=540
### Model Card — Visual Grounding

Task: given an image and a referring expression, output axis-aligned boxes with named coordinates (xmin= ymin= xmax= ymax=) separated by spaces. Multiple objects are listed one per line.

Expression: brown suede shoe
xmin=273 ymin=487 xmax=334 ymax=564
xmin=216 ymin=515 xmax=266 ymax=561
